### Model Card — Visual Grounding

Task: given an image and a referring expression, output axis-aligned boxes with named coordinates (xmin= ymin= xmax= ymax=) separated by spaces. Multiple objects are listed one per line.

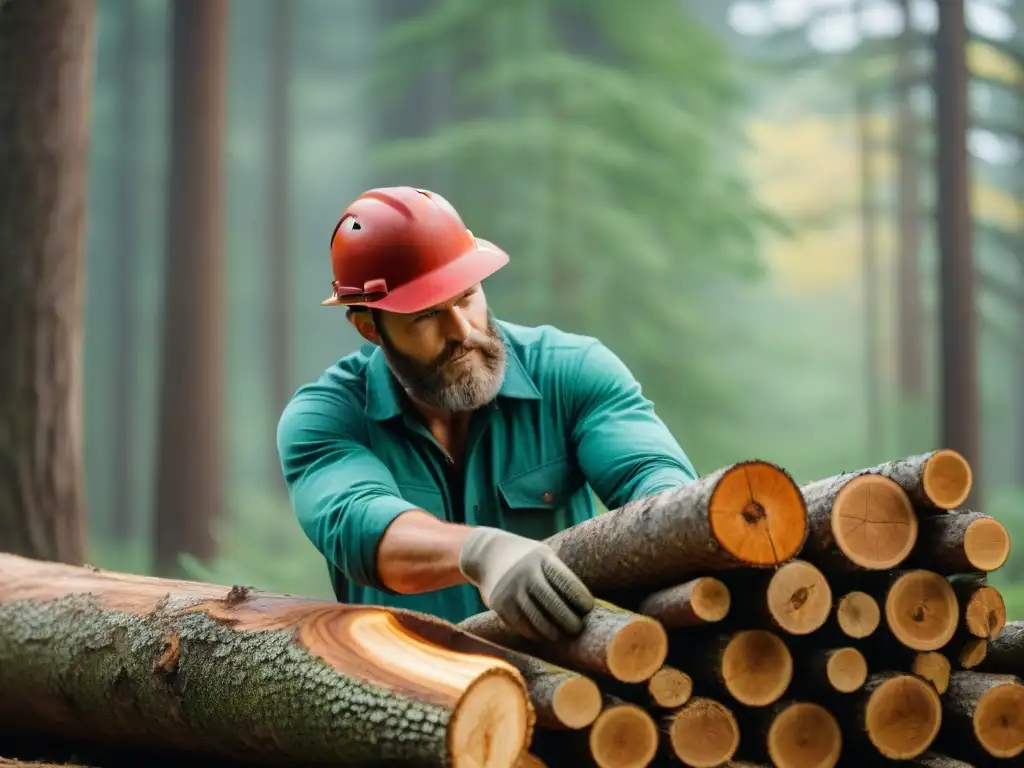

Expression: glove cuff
xmin=458 ymin=526 xmax=497 ymax=585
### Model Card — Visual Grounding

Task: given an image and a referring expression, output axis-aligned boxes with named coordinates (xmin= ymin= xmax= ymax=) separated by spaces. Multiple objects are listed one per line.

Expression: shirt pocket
xmin=396 ymin=483 xmax=447 ymax=521
xmin=497 ymin=456 xmax=582 ymax=538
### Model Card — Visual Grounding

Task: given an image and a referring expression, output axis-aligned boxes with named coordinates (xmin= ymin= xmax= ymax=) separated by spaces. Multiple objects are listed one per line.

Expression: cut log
xmin=837 ymin=672 xmax=942 ymax=759
xmin=512 ymin=662 xmax=601 ymax=731
xmin=912 ymin=652 xmax=952 ymax=695
xmin=941 ymin=672 xmax=1024 ymax=759
xmin=661 ymin=696 xmax=740 ymax=768
xmin=586 ymin=696 xmax=659 ymax=768
xmin=0 ymin=553 xmax=533 ymax=767
xmin=681 ymin=629 xmax=793 ymax=707
xmin=865 ymin=449 xmax=973 ymax=510
xmin=645 ymin=666 xmax=693 ymax=710
xmin=950 ymin=580 xmax=1006 ymax=639
xmin=905 ymin=510 xmax=1010 ymax=573
xmin=543 ymin=461 xmax=808 ymax=595
xmin=744 ymin=700 xmax=842 ymax=768
xmin=459 ymin=603 xmax=668 ymax=684
xmin=801 ymin=473 xmax=918 ymax=570
xmin=514 ymin=754 xmax=548 ymax=768
xmin=834 ymin=590 xmax=881 ymax=638
xmin=796 ymin=646 xmax=868 ymax=694
xmin=719 ymin=559 xmax=831 ymax=635
xmin=976 ymin=621 xmax=1024 ymax=678
xmin=635 ymin=577 xmax=730 ymax=629
xmin=877 ymin=570 xmax=959 ymax=651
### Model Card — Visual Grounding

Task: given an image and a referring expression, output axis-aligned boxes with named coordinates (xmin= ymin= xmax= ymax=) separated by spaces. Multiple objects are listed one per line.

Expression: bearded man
xmin=277 ymin=187 xmax=698 ymax=641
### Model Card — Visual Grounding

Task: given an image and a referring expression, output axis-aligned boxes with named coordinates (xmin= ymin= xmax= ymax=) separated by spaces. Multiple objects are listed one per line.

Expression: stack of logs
xmin=0 ymin=449 xmax=1022 ymax=768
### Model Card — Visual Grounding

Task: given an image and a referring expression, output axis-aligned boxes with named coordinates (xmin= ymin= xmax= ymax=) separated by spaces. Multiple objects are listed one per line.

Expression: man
xmin=277 ymin=186 xmax=698 ymax=641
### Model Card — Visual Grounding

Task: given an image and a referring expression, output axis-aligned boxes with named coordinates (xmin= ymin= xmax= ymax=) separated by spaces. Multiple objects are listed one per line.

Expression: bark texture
xmin=0 ymin=554 xmax=532 ymax=767
xmin=905 ymin=510 xmax=1010 ymax=574
xmin=940 ymin=672 xmax=1024 ymax=759
xmin=977 ymin=621 xmax=1024 ymax=678
xmin=866 ymin=450 xmax=972 ymax=510
xmin=901 ymin=755 xmax=974 ymax=768
xmin=0 ymin=0 xmax=93 ymax=564
xmin=544 ymin=461 xmax=807 ymax=595
xmin=635 ymin=577 xmax=730 ymax=629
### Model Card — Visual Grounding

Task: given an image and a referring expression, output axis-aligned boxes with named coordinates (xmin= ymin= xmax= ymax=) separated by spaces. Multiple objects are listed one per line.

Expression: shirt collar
xmin=363 ymin=328 xmax=541 ymax=422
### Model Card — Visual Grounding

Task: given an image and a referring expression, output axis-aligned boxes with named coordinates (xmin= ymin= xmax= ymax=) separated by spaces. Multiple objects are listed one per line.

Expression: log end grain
xmin=831 ymin=474 xmax=917 ymax=569
xmin=636 ymin=577 xmax=731 ymax=629
xmin=709 ymin=461 xmax=808 ymax=567
xmin=767 ymin=701 xmax=842 ymax=768
xmin=885 ymin=570 xmax=959 ymax=651
xmin=836 ymin=591 xmax=881 ymax=638
xmin=688 ymin=577 xmax=731 ymax=623
xmin=647 ymin=666 xmax=692 ymax=709
xmin=589 ymin=701 xmax=658 ymax=768
xmin=922 ymin=449 xmax=973 ymax=510
xmin=864 ymin=674 xmax=942 ymax=759
xmin=963 ymin=585 xmax=1007 ymax=640
xmin=551 ymin=676 xmax=603 ymax=731
xmin=722 ymin=630 xmax=793 ymax=707
xmin=604 ymin=614 xmax=669 ymax=684
xmin=962 ymin=516 xmax=1011 ymax=572
xmin=913 ymin=652 xmax=951 ymax=695
xmin=958 ymin=638 xmax=988 ymax=669
xmin=826 ymin=647 xmax=868 ymax=693
xmin=965 ymin=676 xmax=1024 ymax=759
xmin=449 ymin=668 xmax=534 ymax=768
xmin=766 ymin=560 xmax=832 ymax=635
xmin=664 ymin=697 xmax=739 ymax=768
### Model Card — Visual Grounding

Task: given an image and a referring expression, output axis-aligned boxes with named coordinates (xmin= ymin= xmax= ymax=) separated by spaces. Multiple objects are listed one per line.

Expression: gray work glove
xmin=459 ymin=526 xmax=594 ymax=641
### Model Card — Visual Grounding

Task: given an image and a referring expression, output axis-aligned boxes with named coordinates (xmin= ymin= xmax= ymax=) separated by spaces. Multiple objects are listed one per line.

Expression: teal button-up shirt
xmin=277 ymin=320 xmax=697 ymax=624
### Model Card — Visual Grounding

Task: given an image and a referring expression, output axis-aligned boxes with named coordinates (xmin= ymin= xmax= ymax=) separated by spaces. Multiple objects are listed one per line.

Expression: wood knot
xmin=156 ymin=634 xmax=181 ymax=680
xmin=912 ymin=607 xmax=926 ymax=623
xmin=225 ymin=585 xmax=252 ymax=606
xmin=741 ymin=502 xmax=766 ymax=525
xmin=790 ymin=587 xmax=809 ymax=610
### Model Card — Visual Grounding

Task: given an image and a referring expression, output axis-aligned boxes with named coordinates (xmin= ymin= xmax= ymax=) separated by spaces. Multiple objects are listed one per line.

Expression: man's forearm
xmin=375 ymin=509 xmax=474 ymax=594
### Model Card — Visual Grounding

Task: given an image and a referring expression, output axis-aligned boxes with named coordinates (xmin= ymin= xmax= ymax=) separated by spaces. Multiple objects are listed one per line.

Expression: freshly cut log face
xmin=636 ymin=577 xmax=730 ymax=629
xmin=850 ymin=672 xmax=942 ymax=759
xmin=951 ymin=581 xmax=1006 ymax=639
xmin=459 ymin=604 xmax=668 ymax=684
xmin=802 ymin=473 xmax=917 ymax=570
xmin=587 ymin=698 xmax=658 ymax=768
xmin=907 ymin=511 xmax=1010 ymax=573
xmin=799 ymin=647 xmax=867 ymax=694
xmin=834 ymin=590 xmax=880 ymax=638
xmin=687 ymin=629 xmax=793 ymax=707
xmin=645 ymin=666 xmax=692 ymax=709
xmin=663 ymin=697 xmax=739 ymax=768
xmin=943 ymin=672 xmax=1024 ymax=759
xmin=866 ymin=449 xmax=973 ymax=510
xmin=883 ymin=570 xmax=959 ymax=651
xmin=544 ymin=461 xmax=808 ymax=594
xmin=912 ymin=652 xmax=952 ymax=694
xmin=764 ymin=560 xmax=832 ymax=635
xmin=0 ymin=554 xmax=532 ymax=768
xmin=763 ymin=701 xmax=842 ymax=768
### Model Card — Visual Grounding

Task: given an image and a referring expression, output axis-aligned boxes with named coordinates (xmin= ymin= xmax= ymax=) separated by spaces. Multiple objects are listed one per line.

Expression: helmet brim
xmin=321 ymin=238 xmax=509 ymax=313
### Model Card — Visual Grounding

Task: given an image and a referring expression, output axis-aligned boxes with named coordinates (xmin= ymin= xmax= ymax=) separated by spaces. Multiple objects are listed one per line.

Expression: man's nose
xmin=445 ymin=307 xmax=474 ymax=342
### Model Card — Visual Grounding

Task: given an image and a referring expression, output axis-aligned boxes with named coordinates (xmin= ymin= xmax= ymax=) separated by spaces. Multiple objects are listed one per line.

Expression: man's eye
xmin=417 ymin=311 xmax=439 ymax=322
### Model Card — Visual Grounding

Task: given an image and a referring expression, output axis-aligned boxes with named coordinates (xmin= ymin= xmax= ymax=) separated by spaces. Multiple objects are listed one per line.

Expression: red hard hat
xmin=321 ymin=187 xmax=509 ymax=313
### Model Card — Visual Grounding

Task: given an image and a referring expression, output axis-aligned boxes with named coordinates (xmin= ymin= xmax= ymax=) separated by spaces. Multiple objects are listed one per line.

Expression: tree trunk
xmin=0 ymin=553 xmax=533 ymax=767
xmin=110 ymin=0 xmax=141 ymax=544
xmin=153 ymin=0 xmax=229 ymax=576
xmin=933 ymin=0 xmax=981 ymax=508
xmin=0 ymin=0 xmax=93 ymax=565
xmin=544 ymin=461 xmax=808 ymax=596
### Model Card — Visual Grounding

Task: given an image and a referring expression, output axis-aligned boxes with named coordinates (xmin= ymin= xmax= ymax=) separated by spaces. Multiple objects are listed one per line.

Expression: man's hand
xmin=459 ymin=527 xmax=594 ymax=641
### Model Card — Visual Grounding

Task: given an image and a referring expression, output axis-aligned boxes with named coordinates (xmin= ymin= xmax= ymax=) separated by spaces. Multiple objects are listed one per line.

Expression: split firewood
xmin=459 ymin=602 xmax=668 ymax=684
xmin=937 ymin=671 xmax=1024 ymax=760
xmin=543 ymin=461 xmax=809 ymax=595
xmin=862 ymin=449 xmax=973 ymax=510
xmin=660 ymin=696 xmax=739 ymax=768
xmin=634 ymin=577 xmax=730 ymax=629
xmin=831 ymin=672 xmax=942 ymax=760
xmin=739 ymin=700 xmax=842 ymax=768
xmin=904 ymin=510 xmax=1011 ymax=574
xmin=0 ymin=553 xmax=533 ymax=768
xmin=801 ymin=473 xmax=918 ymax=570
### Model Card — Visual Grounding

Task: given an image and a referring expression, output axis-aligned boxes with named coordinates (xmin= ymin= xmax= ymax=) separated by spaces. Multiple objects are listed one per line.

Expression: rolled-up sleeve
xmin=276 ymin=389 xmax=418 ymax=592
xmin=568 ymin=342 xmax=698 ymax=510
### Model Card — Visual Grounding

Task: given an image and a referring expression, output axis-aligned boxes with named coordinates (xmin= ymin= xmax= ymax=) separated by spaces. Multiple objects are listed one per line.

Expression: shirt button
xmin=541 ymin=491 xmax=554 ymax=503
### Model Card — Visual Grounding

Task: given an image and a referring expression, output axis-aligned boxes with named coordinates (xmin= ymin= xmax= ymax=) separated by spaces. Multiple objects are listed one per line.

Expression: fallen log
xmin=459 ymin=603 xmax=668 ymax=684
xmin=543 ymin=461 xmax=808 ymax=595
xmin=0 ymin=553 xmax=533 ymax=767
xmin=904 ymin=510 xmax=1011 ymax=574
xmin=939 ymin=671 xmax=1024 ymax=760
xmin=801 ymin=473 xmax=917 ymax=570
xmin=976 ymin=620 xmax=1024 ymax=678
xmin=634 ymin=577 xmax=730 ymax=629
xmin=833 ymin=672 xmax=942 ymax=759
xmin=660 ymin=696 xmax=739 ymax=768
xmin=864 ymin=449 xmax=973 ymax=510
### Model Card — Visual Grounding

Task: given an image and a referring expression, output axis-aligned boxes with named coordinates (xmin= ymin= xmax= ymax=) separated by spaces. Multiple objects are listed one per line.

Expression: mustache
xmin=440 ymin=332 xmax=499 ymax=364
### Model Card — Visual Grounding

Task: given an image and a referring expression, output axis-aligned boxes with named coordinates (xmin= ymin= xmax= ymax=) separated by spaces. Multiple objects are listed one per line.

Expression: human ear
xmin=346 ymin=309 xmax=382 ymax=346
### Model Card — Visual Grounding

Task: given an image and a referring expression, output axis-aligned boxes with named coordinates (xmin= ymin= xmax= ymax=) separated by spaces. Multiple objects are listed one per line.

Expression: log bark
xmin=835 ymin=672 xmax=941 ymax=759
xmin=0 ymin=554 xmax=533 ymax=767
xmin=718 ymin=560 xmax=831 ymax=635
xmin=634 ymin=577 xmax=730 ymax=629
xmin=677 ymin=629 xmax=793 ymax=707
xmin=543 ymin=461 xmax=808 ymax=595
xmin=661 ymin=696 xmax=739 ymax=768
xmin=899 ymin=754 xmax=975 ymax=768
xmin=940 ymin=671 xmax=1024 ymax=759
xmin=950 ymin=579 xmax=1006 ymax=639
xmin=904 ymin=510 xmax=1010 ymax=573
xmin=0 ymin=0 xmax=93 ymax=565
xmin=741 ymin=700 xmax=842 ymax=768
xmin=977 ymin=621 xmax=1024 ymax=678
xmin=865 ymin=450 xmax=973 ymax=510
xmin=801 ymin=473 xmax=917 ymax=570
xmin=459 ymin=603 xmax=667 ymax=684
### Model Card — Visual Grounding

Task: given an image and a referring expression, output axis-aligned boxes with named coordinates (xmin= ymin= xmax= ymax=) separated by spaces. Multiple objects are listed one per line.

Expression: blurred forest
xmin=3 ymin=0 xmax=1023 ymax=610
